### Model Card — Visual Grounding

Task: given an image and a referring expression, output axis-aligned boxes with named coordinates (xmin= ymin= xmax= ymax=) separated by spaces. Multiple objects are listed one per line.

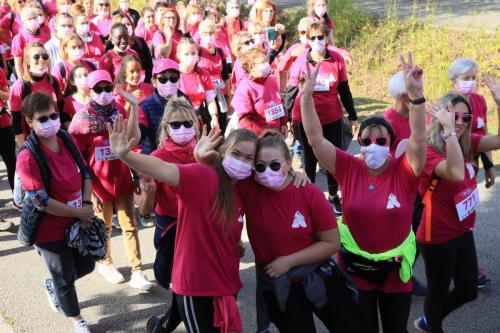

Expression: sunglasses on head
xmin=455 ymin=113 xmax=472 ymax=123
xmin=242 ymin=38 xmax=255 ymax=46
xmin=309 ymin=35 xmax=325 ymax=41
xmin=255 ymin=161 xmax=285 ymax=173
xmin=156 ymin=75 xmax=179 ymax=84
xmin=36 ymin=112 xmax=59 ymax=123
xmin=358 ymin=135 xmax=390 ymax=147
xmin=92 ymin=85 xmax=113 ymax=94
xmin=169 ymin=121 xmax=193 ymax=129
xmin=33 ymin=53 xmax=49 ymax=61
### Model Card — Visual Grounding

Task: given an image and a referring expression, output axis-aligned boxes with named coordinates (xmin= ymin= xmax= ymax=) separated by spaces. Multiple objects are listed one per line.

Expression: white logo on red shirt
xmin=291 ymin=211 xmax=307 ymax=229
xmin=386 ymin=193 xmax=401 ymax=209
xmin=238 ymin=215 xmax=244 ymax=223
xmin=466 ymin=162 xmax=475 ymax=179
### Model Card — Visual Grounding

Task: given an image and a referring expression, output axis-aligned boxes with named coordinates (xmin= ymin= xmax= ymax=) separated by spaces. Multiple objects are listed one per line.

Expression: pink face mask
xmin=182 ymin=55 xmax=199 ymax=67
xmin=254 ymin=166 xmax=287 ymax=189
xmin=201 ymin=35 xmax=216 ymax=47
xmin=92 ymin=91 xmax=114 ymax=105
xmin=77 ymin=23 xmax=90 ymax=35
xmin=169 ymin=125 xmax=196 ymax=145
xmin=454 ymin=80 xmax=477 ymax=95
xmin=222 ymin=155 xmax=253 ymax=180
xmin=37 ymin=118 xmax=61 ymax=138
xmin=29 ymin=66 xmax=48 ymax=77
xmin=157 ymin=82 xmax=179 ymax=98
xmin=68 ymin=48 xmax=85 ymax=61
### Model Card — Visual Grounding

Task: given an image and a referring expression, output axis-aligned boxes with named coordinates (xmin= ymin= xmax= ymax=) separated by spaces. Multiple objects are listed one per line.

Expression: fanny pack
xmin=340 ymin=246 xmax=401 ymax=284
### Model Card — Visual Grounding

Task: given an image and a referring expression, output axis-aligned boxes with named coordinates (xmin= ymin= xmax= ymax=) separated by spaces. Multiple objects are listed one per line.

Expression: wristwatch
xmin=408 ymin=97 xmax=426 ymax=105
xmin=442 ymin=132 xmax=457 ymax=140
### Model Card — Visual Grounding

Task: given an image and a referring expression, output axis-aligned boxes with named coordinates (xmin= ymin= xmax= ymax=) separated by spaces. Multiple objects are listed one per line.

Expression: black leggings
xmin=175 ymin=293 xmax=219 ymax=333
xmin=0 ymin=125 xmax=16 ymax=191
xmin=35 ymin=240 xmax=95 ymax=317
xmin=298 ymin=120 xmax=342 ymax=196
xmin=261 ymin=278 xmax=362 ymax=333
xmin=358 ymin=290 xmax=412 ymax=333
xmin=418 ymin=232 xmax=478 ymax=333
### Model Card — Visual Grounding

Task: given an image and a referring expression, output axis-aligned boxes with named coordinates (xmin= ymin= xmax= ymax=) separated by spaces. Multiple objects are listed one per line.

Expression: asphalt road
xmin=1 ymin=138 xmax=500 ymax=332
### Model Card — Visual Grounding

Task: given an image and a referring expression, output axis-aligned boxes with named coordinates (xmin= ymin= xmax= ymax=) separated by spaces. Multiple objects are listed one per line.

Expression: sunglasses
xmin=92 ymin=85 xmax=113 ymax=93
xmin=157 ymin=75 xmax=179 ymax=84
xmin=98 ymin=3 xmax=110 ymax=6
xmin=255 ymin=161 xmax=285 ymax=173
xmin=298 ymin=30 xmax=307 ymax=35
xmin=455 ymin=113 xmax=472 ymax=123
xmin=36 ymin=112 xmax=59 ymax=123
xmin=242 ymin=38 xmax=255 ymax=46
xmin=169 ymin=121 xmax=193 ymax=129
xmin=33 ymin=53 xmax=49 ymax=61
xmin=309 ymin=35 xmax=325 ymax=41
xmin=358 ymin=135 xmax=390 ymax=147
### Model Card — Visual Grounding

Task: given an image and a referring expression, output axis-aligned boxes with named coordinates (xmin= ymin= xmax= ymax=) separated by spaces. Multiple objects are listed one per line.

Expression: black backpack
xmin=18 ymin=130 xmax=92 ymax=246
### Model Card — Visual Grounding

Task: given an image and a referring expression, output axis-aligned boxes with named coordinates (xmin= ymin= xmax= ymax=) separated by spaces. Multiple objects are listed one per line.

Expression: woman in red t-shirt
xmin=62 ymin=65 xmax=90 ymax=125
xmin=16 ymin=92 xmax=95 ymax=332
xmin=288 ymin=22 xmax=357 ymax=215
xmin=109 ymin=120 xmax=258 ymax=333
xmin=414 ymin=79 xmax=500 ymax=333
xmin=0 ymin=67 xmax=15 ymax=194
xmin=301 ymin=55 xmax=427 ymax=333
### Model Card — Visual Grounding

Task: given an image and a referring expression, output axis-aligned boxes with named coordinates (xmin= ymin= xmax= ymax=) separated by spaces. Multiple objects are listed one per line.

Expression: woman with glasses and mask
xmin=231 ymin=47 xmax=287 ymax=137
xmin=68 ymin=69 xmax=154 ymax=291
xmin=138 ymin=58 xmax=189 ymax=155
xmin=101 ymin=22 xmax=139 ymax=81
xmin=10 ymin=42 xmax=63 ymax=145
xmin=91 ymin=0 xmax=111 ymax=40
xmin=230 ymin=31 xmax=257 ymax=88
xmin=152 ymin=6 xmax=182 ymax=61
xmin=288 ymin=22 xmax=357 ymax=215
xmin=414 ymin=77 xmax=500 ymax=333
xmin=16 ymin=92 xmax=95 ymax=333
xmin=0 ymin=0 xmax=25 ymax=77
xmin=301 ymin=54 xmax=427 ymax=333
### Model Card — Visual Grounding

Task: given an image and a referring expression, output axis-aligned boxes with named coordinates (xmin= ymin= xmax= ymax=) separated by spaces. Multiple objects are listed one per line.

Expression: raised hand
xmin=194 ymin=125 xmax=223 ymax=164
xmin=299 ymin=61 xmax=321 ymax=97
xmin=400 ymin=52 xmax=424 ymax=98
xmin=484 ymin=75 xmax=500 ymax=105
xmin=107 ymin=115 xmax=137 ymax=158
xmin=116 ymin=85 xmax=139 ymax=108
xmin=428 ymin=101 xmax=456 ymax=134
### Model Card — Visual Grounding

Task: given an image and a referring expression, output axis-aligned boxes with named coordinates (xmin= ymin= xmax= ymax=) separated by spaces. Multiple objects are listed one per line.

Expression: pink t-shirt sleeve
xmin=16 ymin=149 xmax=44 ymax=190
xmin=230 ymin=81 xmax=253 ymax=117
xmin=11 ymin=34 xmax=22 ymax=57
xmin=308 ymin=185 xmax=338 ymax=232
xmin=288 ymin=56 xmax=303 ymax=87
xmin=8 ymin=80 xmax=23 ymax=112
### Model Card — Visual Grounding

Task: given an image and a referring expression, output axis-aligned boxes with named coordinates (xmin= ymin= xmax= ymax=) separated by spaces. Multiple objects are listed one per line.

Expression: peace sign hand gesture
xmin=400 ymin=52 xmax=424 ymax=99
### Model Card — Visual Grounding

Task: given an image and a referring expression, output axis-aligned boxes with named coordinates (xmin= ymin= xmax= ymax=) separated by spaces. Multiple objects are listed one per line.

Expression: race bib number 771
xmin=454 ymin=186 xmax=479 ymax=222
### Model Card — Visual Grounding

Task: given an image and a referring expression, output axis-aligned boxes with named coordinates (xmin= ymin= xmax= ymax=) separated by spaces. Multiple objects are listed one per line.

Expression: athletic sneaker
xmin=74 ymin=319 xmax=92 ymax=333
xmin=139 ymin=214 xmax=155 ymax=228
xmin=0 ymin=220 xmax=14 ymax=231
xmin=112 ymin=214 xmax=121 ymax=230
xmin=97 ymin=263 xmax=125 ymax=284
xmin=412 ymin=277 xmax=427 ymax=296
xmin=414 ymin=316 xmax=429 ymax=333
xmin=328 ymin=195 xmax=342 ymax=216
xmin=146 ymin=316 xmax=167 ymax=333
xmin=43 ymin=278 xmax=60 ymax=312
xmin=477 ymin=268 xmax=491 ymax=288
xmin=129 ymin=270 xmax=155 ymax=291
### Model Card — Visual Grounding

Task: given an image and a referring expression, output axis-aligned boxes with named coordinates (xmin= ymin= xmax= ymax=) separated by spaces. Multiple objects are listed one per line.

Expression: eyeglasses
xmin=298 ymin=30 xmax=307 ymax=35
xmin=242 ymin=38 xmax=255 ymax=46
xmin=156 ymin=75 xmax=179 ymax=84
xmin=36 ymin=112 xmax=59 ymax=123
xmin=255 ymin=160 xmax=286 ymax=173
xmin=455 ymin=113 xmax=472 ymax=123
xmin=309 ymin=35 xmax=325 ymax=41
xmin=358 ymin=135 xmax=390 ymax=147
xmin=97 ymin=3 xmax=110 ymax=7
xmin=33 ymin=53 xmax=49 ymax=61
xmin=92 ymin=85 xmax=113 ymax=93
xmin=169 ymin=121 xmax=193 ymax=129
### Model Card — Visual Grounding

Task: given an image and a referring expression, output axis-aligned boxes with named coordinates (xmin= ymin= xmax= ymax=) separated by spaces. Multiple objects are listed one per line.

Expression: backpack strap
xmin=23 ymin=131 xmax=52 ymax=194
xmin=9 ymin=11 xmax=14 ymax=32
xmin=421 ymin=174 xmax=440 ymax=242
xmin=21 ymin=80 xmax=32 ymax=100
xmin=85 ymin=60 xmax=96 ymax=71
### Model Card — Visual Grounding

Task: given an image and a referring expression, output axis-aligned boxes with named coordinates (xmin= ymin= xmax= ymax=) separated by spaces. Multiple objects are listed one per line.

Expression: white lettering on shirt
xmin=386 ymin=193 xmax=401 ymax=209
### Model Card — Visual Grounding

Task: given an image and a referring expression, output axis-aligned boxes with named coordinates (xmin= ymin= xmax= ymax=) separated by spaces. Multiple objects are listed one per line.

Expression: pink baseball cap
xmin=86 ymin=70 xmax=113 ymax=88
xmin=153 ymin=59 xmax=179 ymax=75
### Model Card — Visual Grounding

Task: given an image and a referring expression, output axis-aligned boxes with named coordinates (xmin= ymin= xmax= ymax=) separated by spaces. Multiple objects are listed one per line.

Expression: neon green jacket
xmin=337 ymin=218 xmax=416 ymax=283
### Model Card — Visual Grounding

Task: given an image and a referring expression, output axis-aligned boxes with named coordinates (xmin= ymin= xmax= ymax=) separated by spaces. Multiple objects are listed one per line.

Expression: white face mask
xmin=299 ymin=34 xmax=308 ymax=44
xmin=60 ymin=4 xmax=70 ymax=13
xmin=201 ymin=35 xmax=215 ymax=47
xmin=58 ymin=26 xmax=74 ymax=38
xmin=314 ymin=5 xmax=327 ymax=17
xmin=360 ymin=143 xmax=390 ymax=170
xmin=67 ymin=48 xmax=85 ymax=61
xmin=77 ymin=23 xmax=90 ymax=36
xmin=24 ymin=18 xmax=40 ymax=31
xmin=310 ymin=39 xmax=326 ymax=53
xmin=227 ymin=8 xmax=240 ymax=18
xmin=92 ymin=91 xmax=114 ymax=105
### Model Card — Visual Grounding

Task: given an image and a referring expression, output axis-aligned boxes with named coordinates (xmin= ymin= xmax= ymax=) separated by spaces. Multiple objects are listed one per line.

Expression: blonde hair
xmin=60 ymin=33 xmax=84 ymax=60
xmin=158 ymin=96 xmax=200 ymax=145
xmin=298 ymin=16 xmax=315 ymax=32
xmin=230 ymin=31 xmax=252 ymax=57
xmin=69 ymin=3 xmax=86 ymax=16
xmin=240 ymin=48 xmax=266 ymax=74
xmin=187 ymin=3 xmax=203 ymax=16
xmin=306 ymin=22 xmax=328 ymax=39
xmin=22 ymin=42 xmax=52 ymax=83
xmin=427 ymin=93 xmax=473 ymax=162
xmin=176 ymin=38 xmax=198 ymax=61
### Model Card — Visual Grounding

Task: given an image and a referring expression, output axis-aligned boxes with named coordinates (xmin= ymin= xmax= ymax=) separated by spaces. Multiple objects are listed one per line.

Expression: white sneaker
xmin=74 ymin=319 xmax=92 ymax=333
xmin=97 ymin=263 xmax=125 ymax=284
xmin=129 ymin=270 xmax=154 ymax=291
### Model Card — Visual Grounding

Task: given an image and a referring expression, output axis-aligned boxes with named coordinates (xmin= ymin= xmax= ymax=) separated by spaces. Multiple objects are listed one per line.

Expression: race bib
xmin=314 ymin=78 xmax=330 ymax=92
xmin=454 ymin=186 xmax=479 ymax=222
xmin=264 ymin=103 xmax=285 ymax=123
xmin=95 ymin=146 xmax=117 ymax=161
xmin=67 ymin=195 xmax=82 ymax=208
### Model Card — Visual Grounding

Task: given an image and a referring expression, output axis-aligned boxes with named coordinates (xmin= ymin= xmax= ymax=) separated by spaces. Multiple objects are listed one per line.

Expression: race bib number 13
xmin=95 ymin=146 xmax=117 ymax=161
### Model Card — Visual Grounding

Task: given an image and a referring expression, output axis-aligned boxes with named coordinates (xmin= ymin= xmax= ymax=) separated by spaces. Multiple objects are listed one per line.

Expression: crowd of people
xmin=0 ymin=0 xmax=499 ymax=332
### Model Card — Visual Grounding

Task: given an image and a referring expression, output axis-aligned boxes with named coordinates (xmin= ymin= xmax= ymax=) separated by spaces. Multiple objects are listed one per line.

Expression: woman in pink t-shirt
xmin=414 ymin=79 xmax=500 ymax=333
xmin=134 ymin=6 xmax=157 ymax=48
xmin=62 ymin=65 xmax=90 ymax=125
xmin=152 ymin=6 xmax=182 ymax=60
xmin=301 ymin=54 xmax=427 ymax=333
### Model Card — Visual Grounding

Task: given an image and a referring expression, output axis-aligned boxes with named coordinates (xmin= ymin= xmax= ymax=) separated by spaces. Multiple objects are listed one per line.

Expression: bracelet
xmin=82 ymin=200 xmax=93 ymax=206
xmin=442 ymin=131 xmax=457 ymax=140
xmin=409 ymin=97 xmax=426 ymax=105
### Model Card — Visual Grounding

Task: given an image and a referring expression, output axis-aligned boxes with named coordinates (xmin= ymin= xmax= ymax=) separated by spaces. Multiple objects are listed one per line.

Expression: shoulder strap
xmin=9 ymin=11 xmax=14 ymax=31
xmin=421 ymin=174 xmax=440 ymax=242
xmin=85 ymin=60 xmax=96 ymax=71
xmin=58 ymin=63 xmax=66 ymax=83
xmin=215 ymin=47 xmax=224 ymax=59
xmin=21 ymin=80 xmax=32 ymax=100
xmin=23 ymin=132 xmax=51 ymax=194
